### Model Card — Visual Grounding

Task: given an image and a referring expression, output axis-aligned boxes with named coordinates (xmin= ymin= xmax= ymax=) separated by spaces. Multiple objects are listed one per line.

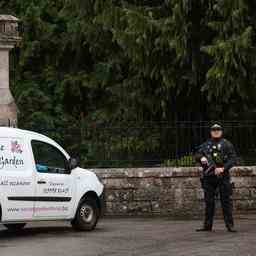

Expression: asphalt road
xmin=1 ymin=217 xmax=256 ymax=256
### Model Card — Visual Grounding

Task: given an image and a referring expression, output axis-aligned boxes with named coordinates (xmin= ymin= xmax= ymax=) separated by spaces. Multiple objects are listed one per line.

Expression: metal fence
xmin=29 ymin=121 xmax=256 ymax=168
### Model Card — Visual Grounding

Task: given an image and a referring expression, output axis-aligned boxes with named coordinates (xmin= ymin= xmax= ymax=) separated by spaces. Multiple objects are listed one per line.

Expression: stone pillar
xmin=0 ymin=15 xmax=21 ymax=127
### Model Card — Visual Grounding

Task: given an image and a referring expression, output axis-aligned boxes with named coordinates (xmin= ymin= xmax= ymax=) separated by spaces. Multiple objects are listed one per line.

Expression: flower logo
xmin=11 ymin=141 xmax=23 ymax=154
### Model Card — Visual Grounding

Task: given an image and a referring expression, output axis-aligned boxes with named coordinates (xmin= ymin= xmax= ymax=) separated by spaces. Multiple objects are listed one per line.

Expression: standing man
xmin=195 ymin=123 xmax=237 ymax=232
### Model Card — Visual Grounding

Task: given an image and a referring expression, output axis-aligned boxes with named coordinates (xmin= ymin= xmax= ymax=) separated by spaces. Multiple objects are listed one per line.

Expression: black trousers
xmin=202 ymin=175 xmax=234 ymax=229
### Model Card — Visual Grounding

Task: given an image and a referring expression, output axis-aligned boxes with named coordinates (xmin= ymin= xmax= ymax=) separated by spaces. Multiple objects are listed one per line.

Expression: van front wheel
xmin=72 ymin=198 xmax=100 ymax=231
xmin=4 ymin=223 xmax=26 ymax=231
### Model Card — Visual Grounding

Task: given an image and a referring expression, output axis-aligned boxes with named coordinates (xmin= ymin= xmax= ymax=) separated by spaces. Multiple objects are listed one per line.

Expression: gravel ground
xmin=0 ymin=216 xmax=256 ymax=256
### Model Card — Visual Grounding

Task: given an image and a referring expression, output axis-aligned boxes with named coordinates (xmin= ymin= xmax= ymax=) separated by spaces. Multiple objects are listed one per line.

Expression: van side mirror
xmin=69 ymin=158 xmax=79 ymax=170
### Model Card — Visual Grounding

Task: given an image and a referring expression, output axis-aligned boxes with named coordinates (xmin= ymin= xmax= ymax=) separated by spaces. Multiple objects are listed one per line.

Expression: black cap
xmin=210 ymin=123 xmax=223 ymax=130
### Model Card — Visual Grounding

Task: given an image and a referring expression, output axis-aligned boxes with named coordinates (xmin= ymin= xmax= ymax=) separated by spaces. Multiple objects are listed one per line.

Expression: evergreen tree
xmin=2 ymin=0 xmax=256 ymax=165
xmin=202 ymin=0 xmax=256 ymax=118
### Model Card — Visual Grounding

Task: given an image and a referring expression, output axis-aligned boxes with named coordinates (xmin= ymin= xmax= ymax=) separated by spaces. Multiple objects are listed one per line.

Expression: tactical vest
xmin=206 ymin=139 xmax=226 ymax=166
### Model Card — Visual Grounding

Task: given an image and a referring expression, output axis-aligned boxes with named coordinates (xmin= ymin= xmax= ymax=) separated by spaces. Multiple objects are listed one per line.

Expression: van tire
xmin=4 ymin=223 xmax=26 ymax=231
xmin=71 ymin=197 xmax=100 ymax=231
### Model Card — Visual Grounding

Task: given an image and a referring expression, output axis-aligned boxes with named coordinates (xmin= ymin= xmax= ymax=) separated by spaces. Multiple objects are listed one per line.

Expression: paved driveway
xmin=0 ymin=217 xmax=256 ymax=256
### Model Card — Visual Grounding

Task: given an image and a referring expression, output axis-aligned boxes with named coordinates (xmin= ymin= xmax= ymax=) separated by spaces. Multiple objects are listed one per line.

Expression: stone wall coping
xmin=93 ymin=166 xmax=256 ymax=178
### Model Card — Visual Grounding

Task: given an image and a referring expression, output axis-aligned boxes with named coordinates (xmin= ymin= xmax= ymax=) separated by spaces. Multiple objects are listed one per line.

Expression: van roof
xmin=0 ymin=127 xmax=49 ymax=140
xmin=0 ymin=127 xmax=70 ymax=159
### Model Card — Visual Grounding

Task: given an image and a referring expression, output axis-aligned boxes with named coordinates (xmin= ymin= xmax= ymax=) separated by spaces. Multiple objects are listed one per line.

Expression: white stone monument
xmin=0 ymin=15 xmax=21 ymax=127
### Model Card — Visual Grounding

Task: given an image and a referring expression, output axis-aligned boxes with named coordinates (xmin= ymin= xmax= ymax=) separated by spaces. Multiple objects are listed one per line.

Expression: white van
xmin=0 ymin=127 xmax=104 ymax=231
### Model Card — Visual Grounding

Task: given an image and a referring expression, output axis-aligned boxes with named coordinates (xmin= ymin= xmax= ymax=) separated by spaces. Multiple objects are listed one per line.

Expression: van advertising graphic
xmin=0 ymin=180 xmax=31 ymax=186
xmin=0 ymin=138 xmax=26 ymax=171
xmin=11 ymin=140 xmax=23 ymax=154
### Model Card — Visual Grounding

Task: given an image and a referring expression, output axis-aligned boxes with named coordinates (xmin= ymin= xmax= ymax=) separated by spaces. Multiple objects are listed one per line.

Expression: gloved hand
xmin=200 ymin=157 xmax=208 ymax=165
xmin=215 ymin=167 xmax=224 ymax=176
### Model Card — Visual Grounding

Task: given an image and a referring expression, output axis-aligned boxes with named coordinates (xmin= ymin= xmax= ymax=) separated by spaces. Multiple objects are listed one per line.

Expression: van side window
xmin=31 ymin=140 xmax=69 ymax=174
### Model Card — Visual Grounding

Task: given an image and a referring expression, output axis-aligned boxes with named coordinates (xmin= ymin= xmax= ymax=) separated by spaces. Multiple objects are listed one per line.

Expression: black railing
xmin=30 ymin=121 xmax=256 ymax=168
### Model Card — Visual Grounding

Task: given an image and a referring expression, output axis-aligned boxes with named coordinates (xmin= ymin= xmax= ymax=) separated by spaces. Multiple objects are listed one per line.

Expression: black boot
xmin=196 ymin=227 xmax=212 ymax=232
xmin=227 ymin=226 xmax=237 ymax=233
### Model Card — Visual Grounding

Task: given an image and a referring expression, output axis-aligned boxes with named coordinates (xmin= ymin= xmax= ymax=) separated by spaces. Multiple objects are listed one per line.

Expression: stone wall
xmin=94 ymin=167 xmax=256 ymax=218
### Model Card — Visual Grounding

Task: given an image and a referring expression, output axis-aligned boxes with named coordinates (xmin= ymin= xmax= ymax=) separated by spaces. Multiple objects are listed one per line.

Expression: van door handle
xmin=37 ymin=180 xmax=46 ymax=184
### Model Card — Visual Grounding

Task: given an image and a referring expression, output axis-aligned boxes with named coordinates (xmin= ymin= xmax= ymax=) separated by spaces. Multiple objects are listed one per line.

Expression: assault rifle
xmin=200 ymin=151 xmax=216 ymax=176
xmin=203 ymin=161 xmax=216 ymax=176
